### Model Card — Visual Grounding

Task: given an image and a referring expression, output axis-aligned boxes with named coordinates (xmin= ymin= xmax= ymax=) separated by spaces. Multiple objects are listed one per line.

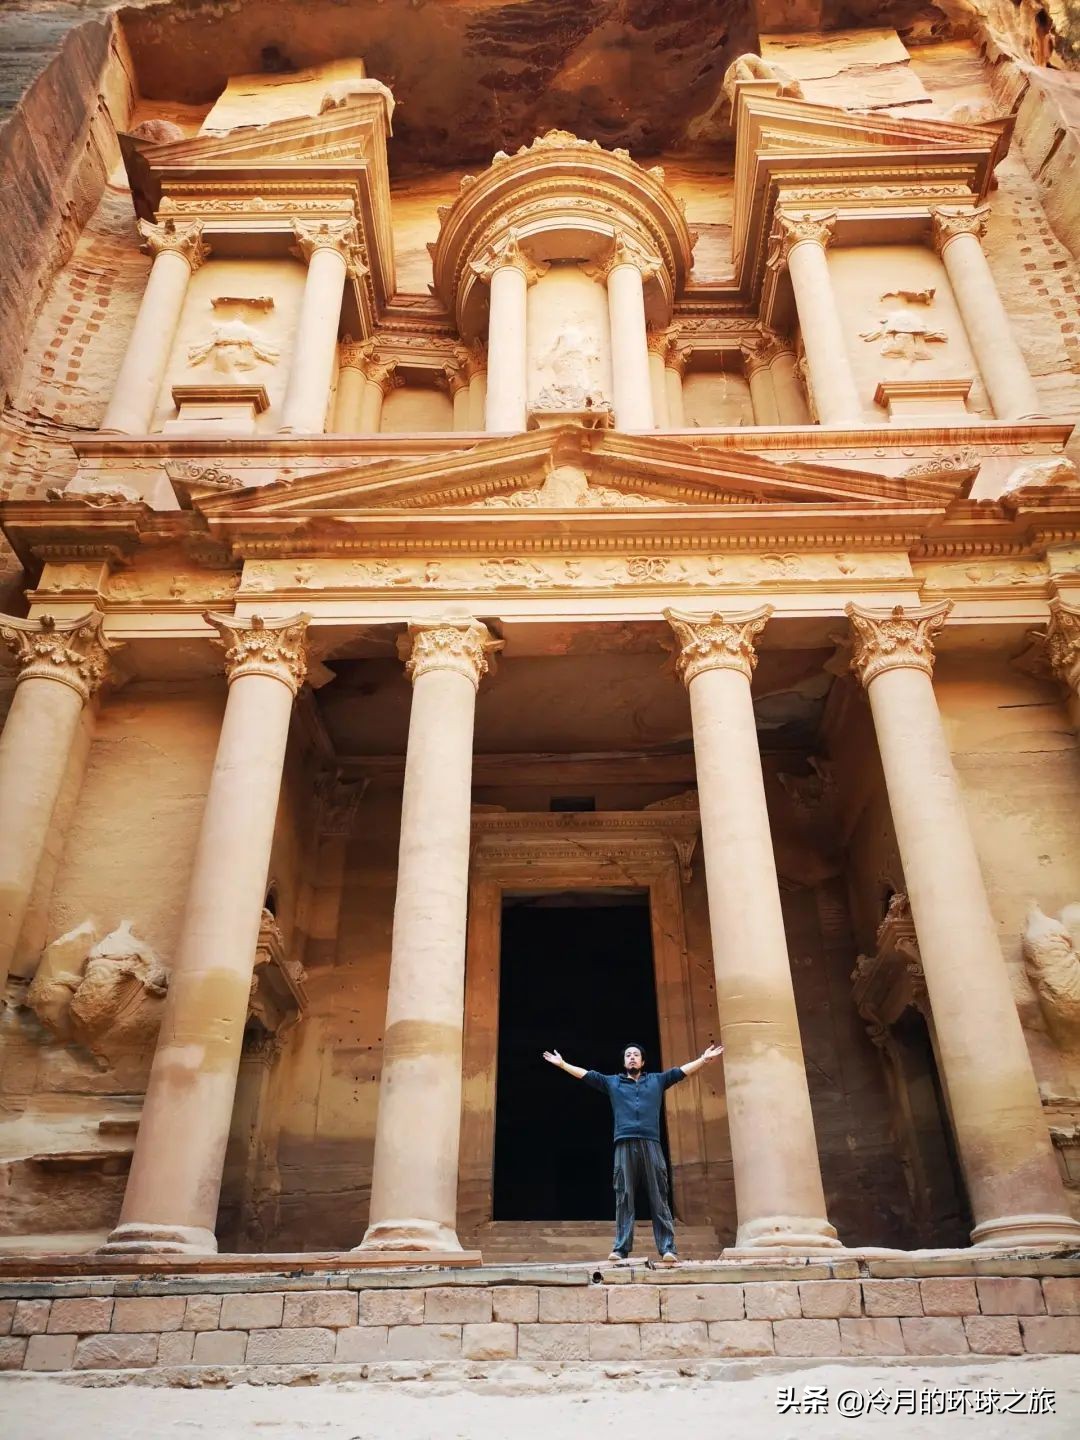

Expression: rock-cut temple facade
xmin=1 ymin=0 xmax=1080 ymax=1376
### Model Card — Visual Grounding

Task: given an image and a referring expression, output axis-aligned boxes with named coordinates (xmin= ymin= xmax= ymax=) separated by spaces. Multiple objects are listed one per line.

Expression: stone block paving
xmin=2 ymin=1273 xmax=1079 ymax=1370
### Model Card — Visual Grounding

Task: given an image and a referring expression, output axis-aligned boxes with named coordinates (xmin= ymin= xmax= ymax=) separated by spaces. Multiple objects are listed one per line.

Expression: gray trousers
xmin=612 ymin=1138 xmax=676 ymax=1256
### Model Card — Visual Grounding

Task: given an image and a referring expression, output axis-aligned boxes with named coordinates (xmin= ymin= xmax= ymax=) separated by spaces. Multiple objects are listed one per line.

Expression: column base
xmin=354 ymin=1218 xmax=464 ymax=1254
xmin=971 ymin=1212 xmax=1080 ymax=1249
xmin=99 ymin=1223 xmax=219 ymax=1256
xmin=729 ymin=1214 xmax=843 ymax=1253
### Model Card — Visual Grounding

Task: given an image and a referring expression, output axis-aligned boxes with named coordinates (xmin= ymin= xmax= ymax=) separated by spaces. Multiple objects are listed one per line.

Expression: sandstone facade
xmin=0 ymin=9 xmax=1080 ymax=1326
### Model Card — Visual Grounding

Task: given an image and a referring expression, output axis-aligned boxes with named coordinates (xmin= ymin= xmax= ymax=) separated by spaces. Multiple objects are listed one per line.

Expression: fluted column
xmin=768 ymin=211 xmax=861 ymax=428
xmin=931 ymin=207 xmax=1043 ymax=422
xmin=100 ymin=220 xmax=209 ymax=435
xmin=472 ymin=233 xmax=545 ymax=432
xmin=647 ymin=330 xmax=672 ymax=427
xmin=847 ymin=602 xmax=1080 ymax=1248
xmin=0 ymin=614 xmax=120 ymax=997
xmin=742 ymin=335 xmax=780 ymax=426
xmin=665 ymin=608 xmax=839 ymax=1251
xmin=1044 ymin=598 xmax=1080 ymax=733
xmin=281 ymin=220 xmax=361 ymax=434
xmin=665 ymin=339 xmax=688 ymax=428
xmin=360 ymin=619 xmax=501 ymax=1252
xmin=334 ymin=340 xmax=376 ymax=432
xmin=103 ymin=613 xmax=310 ymax=1255
xmin=590 ymin=235 xmax=657 ymax=431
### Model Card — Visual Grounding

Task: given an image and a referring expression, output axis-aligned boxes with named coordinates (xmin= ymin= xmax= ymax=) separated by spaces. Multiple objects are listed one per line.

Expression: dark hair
xmin=622 ymin=1043 xmax=646 ymax=1068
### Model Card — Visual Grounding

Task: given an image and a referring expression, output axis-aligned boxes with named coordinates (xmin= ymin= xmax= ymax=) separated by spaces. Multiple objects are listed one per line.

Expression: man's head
xmin=623 ymin=1044 xmax=645 ymax=1075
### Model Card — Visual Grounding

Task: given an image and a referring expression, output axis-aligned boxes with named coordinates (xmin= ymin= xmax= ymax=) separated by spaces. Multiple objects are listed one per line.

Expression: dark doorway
xmin=493 ymin=892 xmax=665 ymax=1220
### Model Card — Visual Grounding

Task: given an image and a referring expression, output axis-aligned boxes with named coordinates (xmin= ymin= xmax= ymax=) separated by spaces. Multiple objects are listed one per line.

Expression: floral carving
xmin=470 ymin=229 xmax=549 ymax=286
xmin=741 ymin=328 xmax=792 ymax=373
xmin=137 ymin=218 xmax=209 ymax=271
xmin=1043 ymin=599 xmax=1080 ymax=692
xmin=583 ymin=232 xmax=662 ymax=283
xmin=204 ymin=612 xmax=311 ymax=693
xmin=930 ymin=206 xmax=990 ymax=256
xmin=846 ymin=601 xmax=952 ymax=687
xmin=665 ymin=606 xmax=773 ymax=685
xmin=767 ymin=210 xmax=837 ymax=269
xmin=290 ymin=217 xmax=360 ymax=265
xmin=400 ymin=619 xmax=502 ymax=689
xmin=0 ymin=611 xmax=121 ymax=701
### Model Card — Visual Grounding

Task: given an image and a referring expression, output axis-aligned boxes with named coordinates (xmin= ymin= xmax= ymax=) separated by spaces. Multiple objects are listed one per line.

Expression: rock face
xmin=1023 ymin=902 xmax=1080 ymax=1049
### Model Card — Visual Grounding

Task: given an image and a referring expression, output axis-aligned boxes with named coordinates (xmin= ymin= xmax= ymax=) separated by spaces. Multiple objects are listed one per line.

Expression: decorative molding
xmin=741 ymin=328 xmax=792 ymax=373
xmin=204 ymin=611 xmax=310 ymax=693
xmin=846 ymin=601 xmax=953 ymax=687
xmin=400 ymin=619 xmax=502 ymax=690
xmin=290 ymin=217 xmax=360 ymax=265
xmin=0 ymin=611 xmax=121 ymax=701
xmin=137 ymin=218 xmax=209 ymax=271
xmin=469 ymin=229 xmax=549 ymax=287
xmin=930 ymin=205 xmax=990 ymax=256
xmin=583 ymin=232 xmax=662 ymax=283
xmin=664 ymin=605 xmax=773 ymax=685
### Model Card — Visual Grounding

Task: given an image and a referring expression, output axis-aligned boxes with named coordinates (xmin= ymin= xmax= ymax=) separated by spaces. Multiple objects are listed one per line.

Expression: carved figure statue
xmin=860 ymin=309 xmax=947 ymax=362
xmin=1022 ymin=901 xmax=1080 ymax=1048
xmin=188 ymin=319 xmax=280 ymax=376
xmin=27 ymin=920 xmax=170 ymax=1069
xmin=722 ymin=53 xmax=804 ymax=104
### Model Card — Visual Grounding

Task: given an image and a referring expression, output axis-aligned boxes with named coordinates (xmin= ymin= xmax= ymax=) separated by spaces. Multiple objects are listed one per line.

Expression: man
xmin=543 ymin=1040 xmax=723 ymax=1263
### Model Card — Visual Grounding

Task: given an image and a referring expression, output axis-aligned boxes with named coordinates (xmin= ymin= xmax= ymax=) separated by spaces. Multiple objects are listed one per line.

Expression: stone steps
xmin=465 ymin=1222 xmax=721 ymax=1263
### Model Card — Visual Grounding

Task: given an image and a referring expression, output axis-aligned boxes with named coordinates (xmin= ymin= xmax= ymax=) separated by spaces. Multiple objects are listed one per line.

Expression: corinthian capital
xmin=664 ymin=606 xmax=773 ymax=686
xmin=930 ymin=206 xmax=990 ymax=257
xmin=470 ymin=230 xmax=549 ymax=286
xmin=584 ymin=232 xmax=662 ymax=283
xmin=205 ymin=612 xmax=311 ymax=694
xmin=845 ymin=601 xmax=952 ymax=688
xmin=339 ymin=338 xmax=379 ymax=372
xmin=291 ymin=218 xmax=360 ymax=265
xmin=0 ymin=611 xmax=122 ymax=701
xmin=400 ymin=619 xmax=503 ymax=690
xmin=454 ymin=341 xmax=487 ymax=380
xmin=1044 ymin=598 xmax=1080 ymax=693
xmin=138 ymin=218 xmax=209 ymax=272
xmin=767 ymin=210 xmax=837 ymax=271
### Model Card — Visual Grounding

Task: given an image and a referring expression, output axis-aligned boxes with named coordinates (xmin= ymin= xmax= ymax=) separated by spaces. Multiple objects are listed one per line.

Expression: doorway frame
xmin=459 ymin=807 xmax=705 ymax=1232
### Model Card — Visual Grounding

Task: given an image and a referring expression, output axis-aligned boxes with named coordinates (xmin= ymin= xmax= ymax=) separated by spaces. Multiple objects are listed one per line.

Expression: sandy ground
xmin=1 ymin=1357 xmax=1078 ymax=1440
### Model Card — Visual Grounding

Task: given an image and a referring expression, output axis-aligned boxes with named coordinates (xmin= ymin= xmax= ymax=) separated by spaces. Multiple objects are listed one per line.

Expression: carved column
xmin=281 ymin=219 xmax=360 ymax=434
xmin=847 ymin=602 xmax=1080 ymax=1248
xmin=360 ymin=619 xmax=501 ymax=1252
xmin=100 ymin=220 xmax=209 ymax=435
xmin=647 ymin=329 xmax=672 ymax=427
xmin=334 ymin=339 xmax=375 ymax=432
xmin=760 ymin=329 xmax=809 ymax=425
xmin=357 ymin=359 xmax=401 ymax=433
xmin=741 ymin=335 xmax=780 ymax=426
xmin=0 ymin=614 xmax=120 ymax=997
xmin=443 ymin=360 xmax=472 ymax=430
xmin=589 ymin=235 xmax=657 ymax=431
xmin=473 ymin=233 xmax=545 ymax=432
xmin=665 ymin=337 xmax=688 ymax=428
xmin=456 ymin=342 xmax=487 ymax=430
xmin=931 ymin=207 xmax=1043 ymax=422
xmin=103 ymin=613 xmax=310 ymax=1254
xmin=768 ymin=211 xmax=861 ymax=428
xmin=1044 ymin=598 xmax=1080 ymax=732
xmin=665 ymin=608 xmax=839 ymax=1251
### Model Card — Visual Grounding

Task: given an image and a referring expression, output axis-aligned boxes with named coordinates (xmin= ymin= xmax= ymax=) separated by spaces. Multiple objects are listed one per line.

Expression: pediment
xmin=187 ymin=425 xmax=975 ymax=523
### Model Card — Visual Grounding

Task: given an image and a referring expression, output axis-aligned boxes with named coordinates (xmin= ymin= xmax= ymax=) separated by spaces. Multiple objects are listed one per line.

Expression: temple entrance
xmin=492 ymin=892 xmax=665 ymax=1221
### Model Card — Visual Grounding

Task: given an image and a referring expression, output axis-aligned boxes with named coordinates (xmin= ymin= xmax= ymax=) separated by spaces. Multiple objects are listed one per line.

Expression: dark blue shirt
xmin=582 ymin=1068 xmax=686 ymax=1143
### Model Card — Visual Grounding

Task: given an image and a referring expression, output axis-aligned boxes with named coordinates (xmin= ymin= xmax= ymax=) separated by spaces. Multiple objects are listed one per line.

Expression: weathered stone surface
xmin=964 ymin=1315 xmax=1023 ymax=1354
xmin=517 ymin=1323 xmax=590 ymax=1361
xmin=425 ymin=1287 xmax=493 ymax=1325
xmin=798 ymin=1281 xmax=860 ymax=1318
xmin=976 ymin=1277 xmax=1046 ymax=1315
xmin=492 ymin=1288 xmax=539 ymax=1324
xmin=839 ymin=1317 xmax=906 ymax=1356
xmin=1044 ymin=1278 xmax=1080 ymax=1314
xmin=386 ymin=1324 xmax=462 ymax=1360
xmin=462 ymin=1322 xmax=517 ymax=1360
xmin=640 ymin=1321 xmax=710 ymax=1358
xmin=1020 ymin=1315 xmax=1080 ymax=1352
xmin=0 ymin=1337 xmax=26 ymax=1370
xmin=182 ymin=1295 xmax=222 ymax=1331
xmin=74 ymin=1333 xmax=158 ymax=1369
xmin=743 ymin=1282 xmax=801 ymax=1320
xmin=191 ymin=1330 xmax=247 ymax=1365
xmin=607 ymin=1286 xmax=660 ymax=1322
xmin=219 ymin=1293 xmax=285 ymax=1330
xmin=24 ymin=1333 xmax=76 ymax=1370
xmin=919 ymin=1278 xmax=978 ymax=1316
xmin=281 ymin=1292 xmax=357 ymax=1329
xmin=862 ymin=1280 xmax=923 ymax=1317
xmin=12 ymin=1300 xmax=50 ymax=1335
xmin=157 ymin=1330 xmax=196 ymax=1365
xmin=773 ymin=1319 xmax=842 ymax=1356
xmin=707 ymin=1320 xmax=774 ymax=1355
xmin=245 ymin=1326 xmax=335 ymax=1364
xmin=47 ymin=1297 xmax=113 ymax=1333
xmin=111 ymin=1296 xmax=185 ymax=1333
xmin=537 ymin=1288 xmax=606 ymax=1324
xmin=334 ymin=1326 xmax=389 ymax=1362
xmin=357 ymin=1291 xmax=424 ymax=1327
xmin=899 ymin=1317 xmax=969 ymax=1354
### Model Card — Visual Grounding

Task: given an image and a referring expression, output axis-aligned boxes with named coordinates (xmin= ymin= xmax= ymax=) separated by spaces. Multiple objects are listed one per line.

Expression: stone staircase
xmin=463 ymin=1221 xmax=721 ymax=1264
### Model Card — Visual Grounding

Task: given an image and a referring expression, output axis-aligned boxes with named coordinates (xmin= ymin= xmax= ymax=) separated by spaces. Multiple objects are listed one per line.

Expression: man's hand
xmin=700 ymin=1042 xmax=724 ymax=1064
xmin=543 ymin=1049 xmax=564 ymax=1068
xmin=543 ymin=1049 xmax=588 ymax=1080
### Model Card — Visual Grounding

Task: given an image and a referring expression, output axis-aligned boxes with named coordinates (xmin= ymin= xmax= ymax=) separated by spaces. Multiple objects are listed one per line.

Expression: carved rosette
xmin=664 ymin=606 xmax=774 ymax=686
xmin=290 ymin=218 xmax=360 ymax=267
xmin=401 ymin=620 xmax=503 ymax=690
xmin=470 ymin=230 xmax=549 ymax=286
xmin=1045 ymin=599 xmax=1080 ymax=693
xmin=138 ymin=218 xmax=209 ymax=272
xmin=0 ymin=611 xmax=121 ymax=701
xmin=205 ymin=612 xmax=311 ymax=694
xmin=846 ymin=601 xmax=953 ymax=688
xmin=930 ymin=205 xmax=990 ymax=257
xmin=767 ymin=210 xmax=837 ymax=271
xmin=584 ymin=232 xmax=662 ymax=283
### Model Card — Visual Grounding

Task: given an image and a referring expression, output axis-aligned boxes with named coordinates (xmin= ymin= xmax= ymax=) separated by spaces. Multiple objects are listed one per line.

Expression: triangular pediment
xmin=187 ymin=425 xmax=974 ymax=525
